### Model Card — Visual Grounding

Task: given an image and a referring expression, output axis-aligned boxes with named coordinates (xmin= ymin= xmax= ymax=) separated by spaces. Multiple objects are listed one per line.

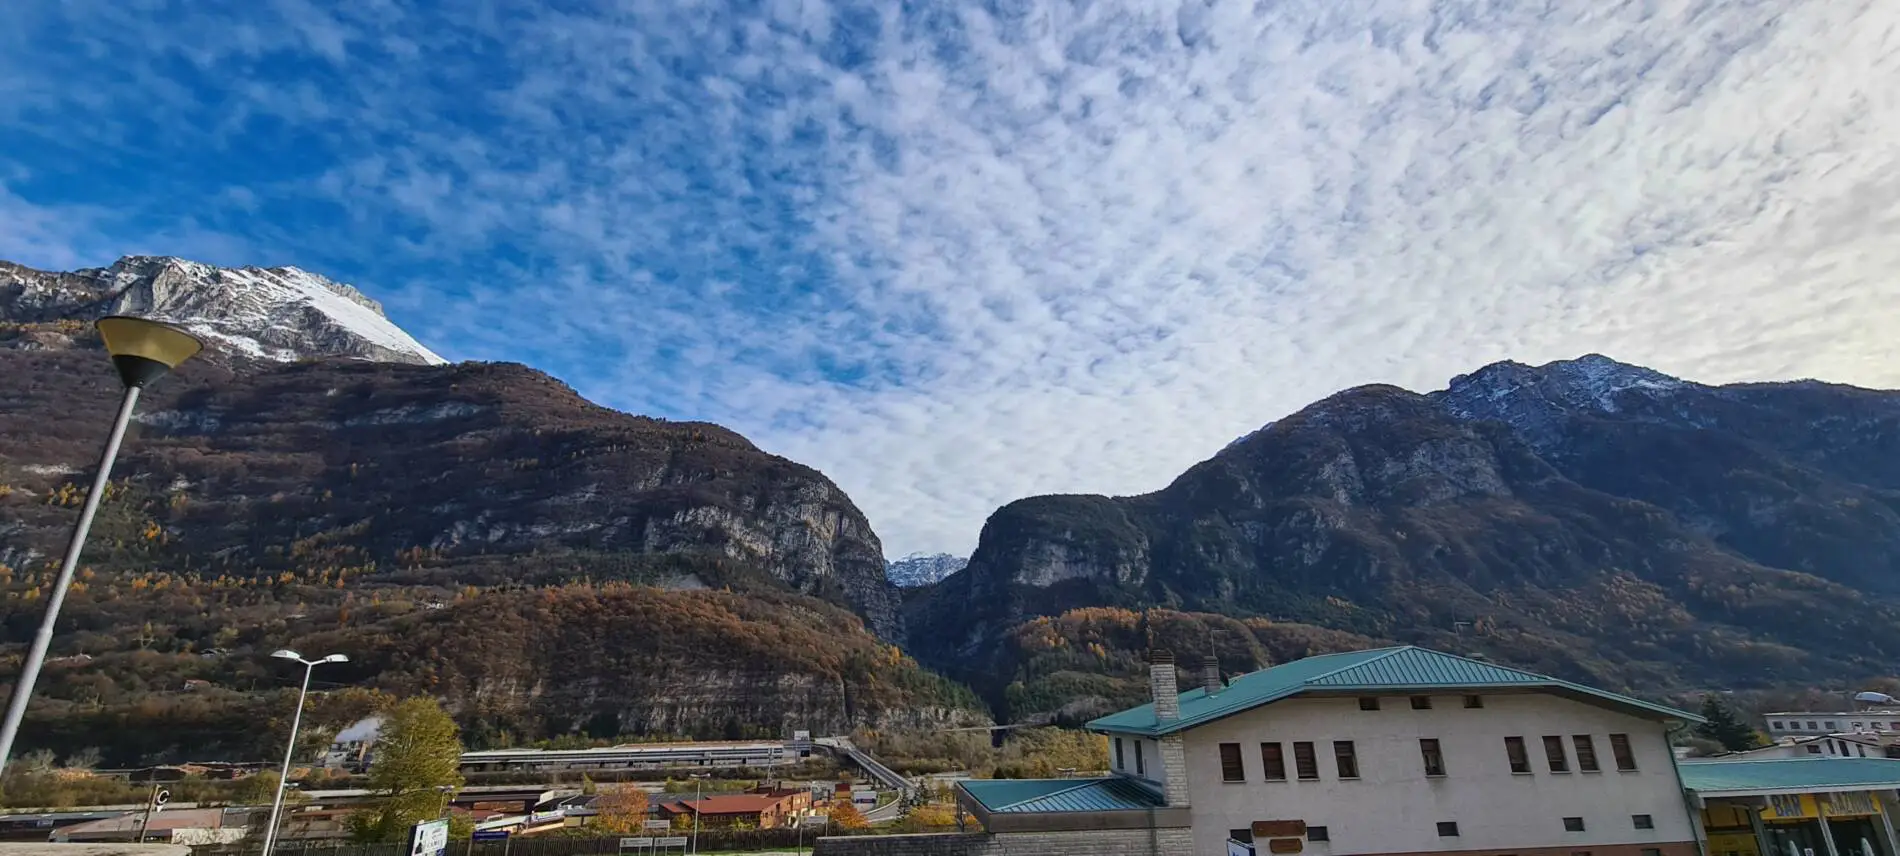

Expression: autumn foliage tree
xmin=828 ymin=801 xmax=869 ymax=830
xmin=592 ymin=785 xmax=650 ymax=834
xmin=349 ymin=698 xmax=465 ymax=841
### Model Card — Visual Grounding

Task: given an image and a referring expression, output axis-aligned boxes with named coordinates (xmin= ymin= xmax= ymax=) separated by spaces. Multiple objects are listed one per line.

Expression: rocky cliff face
xmin=0 ymin=348 xmax=904 ymax=638
xmin=0 ymin=255 xmax=938 ymax=759
xmin=1 ymin=256 xmax=442 ymax=365
xmin=910 ymin=356 xmax=1900 ymax=713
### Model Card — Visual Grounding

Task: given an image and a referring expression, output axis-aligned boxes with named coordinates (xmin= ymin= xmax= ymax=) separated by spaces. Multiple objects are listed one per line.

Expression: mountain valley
xmin=6 ymin=255 xmax=1900 ymax=762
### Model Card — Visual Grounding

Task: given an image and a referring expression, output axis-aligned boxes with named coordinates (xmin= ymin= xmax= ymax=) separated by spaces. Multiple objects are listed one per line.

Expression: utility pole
xmin=136 ymin=782 xmax=169 ymax=844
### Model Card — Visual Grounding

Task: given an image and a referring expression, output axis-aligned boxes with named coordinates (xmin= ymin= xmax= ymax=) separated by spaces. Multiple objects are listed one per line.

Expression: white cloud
xmin=3 ymin=0 xmax=1900 ymax=557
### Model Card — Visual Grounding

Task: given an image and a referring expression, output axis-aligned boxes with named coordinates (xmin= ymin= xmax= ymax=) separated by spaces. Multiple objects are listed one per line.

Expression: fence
xmin=196 ymin=829 xmax=864 ymax=856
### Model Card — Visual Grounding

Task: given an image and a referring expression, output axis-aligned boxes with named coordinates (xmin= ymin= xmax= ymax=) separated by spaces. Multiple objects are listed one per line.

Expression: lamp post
xmin=689 ymin=772 xmax=710 ymax=855
xmin=261 ymin=650 xmax=349 ymax=856
xmin=0 ymin=316 xmax=202 ymax=774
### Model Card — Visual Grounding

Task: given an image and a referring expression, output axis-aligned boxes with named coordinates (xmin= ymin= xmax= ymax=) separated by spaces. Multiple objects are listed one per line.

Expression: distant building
xmin=1708 ymin=733 xmax=1900 ymax=761
xmin=655 ymin=790 xmax=811 ymax=829
xmin=1766 ymin=711 xmax=1900 ymax=737
xmin=460 ymin=741 xmax=792 ymax=774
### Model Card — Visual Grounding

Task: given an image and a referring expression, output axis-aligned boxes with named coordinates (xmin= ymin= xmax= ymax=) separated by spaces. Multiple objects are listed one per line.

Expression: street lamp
xmin=690 ymin=772 xmax=711 ymax=855
xmin=260 ymin=650 xmax=349 ymax=856
xmin=0 ymin=316 xmax=202 ymax=774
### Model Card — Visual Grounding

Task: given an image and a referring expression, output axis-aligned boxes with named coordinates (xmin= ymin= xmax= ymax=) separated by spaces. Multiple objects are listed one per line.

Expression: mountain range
xmin=907 ymin=354 xmax=1900 ymax=722
xmin=6 ymin=254 xmax=1900 ymax=760
xmin=886 ymin=553 xmax=968 ymax=587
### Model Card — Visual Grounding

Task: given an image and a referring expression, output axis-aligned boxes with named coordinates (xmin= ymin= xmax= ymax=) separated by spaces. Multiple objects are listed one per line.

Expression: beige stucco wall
xmin=1165 ymin=691 xmax=1696 ymax=856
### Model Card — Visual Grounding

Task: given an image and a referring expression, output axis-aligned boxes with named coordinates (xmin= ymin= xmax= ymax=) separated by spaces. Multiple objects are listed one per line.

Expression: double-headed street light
xmin=0 ymin=316 xmax=203 ymax=774
xmin=260 ymin=650 xmax=349 ymax=856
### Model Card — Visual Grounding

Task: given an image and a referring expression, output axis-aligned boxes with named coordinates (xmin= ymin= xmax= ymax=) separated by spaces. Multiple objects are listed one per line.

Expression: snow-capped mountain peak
xmin=0 ymin=255 xmax=443 ymax=366
xmin=885 ymin=552 xmax=968 ymax=587
xmin=1429 ymin=354 xmax=1693 ymax=447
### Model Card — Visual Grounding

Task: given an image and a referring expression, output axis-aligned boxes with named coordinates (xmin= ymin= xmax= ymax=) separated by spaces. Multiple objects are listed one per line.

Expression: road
xmin=812 ymin=737 xmax=913 ymax=823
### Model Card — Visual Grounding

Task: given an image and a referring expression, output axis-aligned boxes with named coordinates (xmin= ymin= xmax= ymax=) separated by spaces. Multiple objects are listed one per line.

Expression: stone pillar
xmin=1159 ymin=735 xmax=1191 ymax=809
xmin=1201 ymin=656 xmax=1222 ymax=695
xmin=1147 ymin=650 xmax=1191 ymax=808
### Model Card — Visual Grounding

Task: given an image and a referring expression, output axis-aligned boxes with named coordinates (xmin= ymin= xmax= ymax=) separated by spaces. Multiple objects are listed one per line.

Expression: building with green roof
xmin=1681 ymin=757 xmax=1900 ymax=856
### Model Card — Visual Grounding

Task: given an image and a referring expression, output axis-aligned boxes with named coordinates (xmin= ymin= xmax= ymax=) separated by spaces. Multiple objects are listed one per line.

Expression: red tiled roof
xmin=674 ymin=794 xmax=795 ymax=815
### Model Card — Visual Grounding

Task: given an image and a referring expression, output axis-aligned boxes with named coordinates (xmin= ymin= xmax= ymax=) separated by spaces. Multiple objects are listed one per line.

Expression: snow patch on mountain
xmin=1 ymin=255 xmax=442 ymax=365
xmin=885 ymin=552 xmax=968 ymax=587
xmin=1429 ymin=354 xmax=1694 ymax=448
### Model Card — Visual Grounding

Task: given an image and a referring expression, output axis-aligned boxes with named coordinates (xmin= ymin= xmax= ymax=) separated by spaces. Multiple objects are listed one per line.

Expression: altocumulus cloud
xmin=2 ymin=0 xmax=1899 ymax=555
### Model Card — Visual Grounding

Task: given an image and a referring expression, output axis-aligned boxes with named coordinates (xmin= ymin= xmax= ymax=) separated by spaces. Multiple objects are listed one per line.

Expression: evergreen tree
xmin=1696 ymin=695 xmax=1762 ymax=751
xmin=349 ymin=698 xmax=465 ymax=841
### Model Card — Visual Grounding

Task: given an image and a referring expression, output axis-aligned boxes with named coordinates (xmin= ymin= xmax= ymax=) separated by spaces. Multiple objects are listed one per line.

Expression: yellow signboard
xmin=1762 ymin=792 xmax=1883 ymax=821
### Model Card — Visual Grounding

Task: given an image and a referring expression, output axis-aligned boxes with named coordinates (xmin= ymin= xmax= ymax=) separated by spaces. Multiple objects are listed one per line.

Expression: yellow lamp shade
xmin=95 ymin=316 xmax=203 ymax=388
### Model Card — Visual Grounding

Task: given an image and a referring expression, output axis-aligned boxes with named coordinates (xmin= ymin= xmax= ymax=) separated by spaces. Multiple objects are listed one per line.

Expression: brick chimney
xmin=1201 ymin=655 xmax=1223 ymax=695
xmin=1148 ymin=649 xmax=1180 ymax=722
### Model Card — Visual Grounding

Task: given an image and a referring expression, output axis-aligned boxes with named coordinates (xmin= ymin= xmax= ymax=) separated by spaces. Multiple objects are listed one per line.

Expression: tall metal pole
xmin=137 ymin=780 xmax=159 ymax=844
xmin=0 ymin=385 xmax=141 ymax=773
xmin=261 ymin=660 xmax=316 ymax=856
xmin=692 ymin=777 xmax=702 ymax=856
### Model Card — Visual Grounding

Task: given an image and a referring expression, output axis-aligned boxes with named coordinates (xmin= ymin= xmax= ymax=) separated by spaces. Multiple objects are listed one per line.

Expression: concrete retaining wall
xmin=811 ymin=828 xmax=1194 ymax=856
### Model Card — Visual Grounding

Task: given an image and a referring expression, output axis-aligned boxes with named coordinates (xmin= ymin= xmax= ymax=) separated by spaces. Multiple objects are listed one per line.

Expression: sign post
xmin=409 ymin=819 xmax=451 ymax=856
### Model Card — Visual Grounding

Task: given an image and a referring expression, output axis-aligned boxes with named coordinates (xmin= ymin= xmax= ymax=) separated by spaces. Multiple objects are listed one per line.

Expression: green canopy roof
xmin=1088 ymin=645 xmax=1701 ymax=737
xmin=958 ymin=777 xmax=1167 ymax=813
xmin=1680 ymin=758 xmax=1900 ymax=796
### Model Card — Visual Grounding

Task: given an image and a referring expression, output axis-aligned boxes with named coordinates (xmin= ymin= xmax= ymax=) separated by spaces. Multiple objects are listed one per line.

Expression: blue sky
xmin=5 ymin=0 xmax=1900 ymax=556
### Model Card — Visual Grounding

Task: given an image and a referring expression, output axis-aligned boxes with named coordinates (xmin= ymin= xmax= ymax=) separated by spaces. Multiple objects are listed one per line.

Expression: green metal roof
xmin=958 ymin=777 xmax=1167 ymax=813
xmin=1680 ymin=758 xmax=1900 ymax=795
xmin=1087 ymin=645 xmax=1702 ymax=737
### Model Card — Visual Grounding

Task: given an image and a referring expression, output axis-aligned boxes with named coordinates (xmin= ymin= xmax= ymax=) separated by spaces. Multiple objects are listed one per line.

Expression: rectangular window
xmin=1464 ymin=694 xmax=1484 ymax=709
xmin=1633 ymin=815 xmax=1654 ymax=830
xmin=1771 ymin=721 xmax=1784 ymax=730
xmin=1115 ymin=738 xmax=1125 ymax=770
xmin=1411 ymin=695 xmax=1433 ymax=710
xmin=1135 ymin=741 xmax=1145 ymax=776
xmin=1334 ymin=741 xmax=1359 ymax=779
xmin=1808 ymin=721 xmax=1819 ymax=730
xmin=1505 ymin=736 xmax=1531 ymax=773
xmin=1308 ymin=827 xmax=1329 ymax=842
xmin=1359 ymin=697 xmax=1380 ymax=711
xmin=1609 ymin=733 xmax=1637 ymax=771
xmin=1261 ymin=742 xmax=1286 ymax=781
xmin=1564 ymin=817 xmax=1586 ymax=832
xmin=1827 ymin=721 xmax=1839 ymax=730
xmin=1438 ymin=821 xmax=1460 ymax=837
xmin=1544 ymin=736 xmax=1570 ymax=772
xmin=1573 ymin=735 xmax=1600 ymax=772
xmin=1230 ymin=829 xmax=1255 ymax=844
xmin=1420 ymin=738 xmax=1446 ymax=776
xmin=1220 ymin=743 xmax=1245 ymax=782
xmin=1294 ymin=742 xmax=1319 ymax=780
xmin=1807 ymin=744 xmax=1823 ymax=755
